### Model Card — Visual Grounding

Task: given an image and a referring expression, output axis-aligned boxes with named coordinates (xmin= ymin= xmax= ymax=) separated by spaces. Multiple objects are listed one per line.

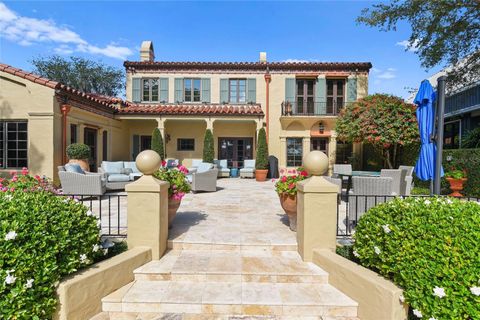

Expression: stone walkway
xmin=95 ymin=178 xmax=358 ymax=319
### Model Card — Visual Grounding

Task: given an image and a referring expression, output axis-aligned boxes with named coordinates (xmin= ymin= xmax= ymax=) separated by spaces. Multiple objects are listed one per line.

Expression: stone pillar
xmin=302 ymin=137 xmax=311 ymax=160
xmin=126 ymin=150 xmax=169 ymax=260
xmin=156 ymin=118 xmax=165 ymax=137
xmin=328 ymin=132 xmax=337 ymax=175
xmin=297 ymin=151 xmax=339 ymax=262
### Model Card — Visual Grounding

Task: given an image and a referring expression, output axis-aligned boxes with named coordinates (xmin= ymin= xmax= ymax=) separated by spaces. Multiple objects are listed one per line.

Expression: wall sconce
xmin=318 ymin=121 xmax=325 ymax=134
xmin=165 ymin=133 xmax=171 ymax=143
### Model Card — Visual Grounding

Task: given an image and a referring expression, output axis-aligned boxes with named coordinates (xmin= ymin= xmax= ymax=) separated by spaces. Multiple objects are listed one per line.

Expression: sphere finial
xmin=303 ymin=151 xmax=329 ymax=176
xmin=135 ymin=150 xmax=161 ymax=175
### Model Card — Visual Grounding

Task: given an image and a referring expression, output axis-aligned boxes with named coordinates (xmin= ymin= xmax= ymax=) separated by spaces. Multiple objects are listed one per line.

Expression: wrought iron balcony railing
xmin=281 ymin=101 xmax=352 ymax=116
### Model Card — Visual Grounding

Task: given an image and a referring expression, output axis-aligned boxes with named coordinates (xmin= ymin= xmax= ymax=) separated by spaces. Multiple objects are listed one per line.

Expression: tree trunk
xmin=384 ymin=149 xmax=393 ymax=169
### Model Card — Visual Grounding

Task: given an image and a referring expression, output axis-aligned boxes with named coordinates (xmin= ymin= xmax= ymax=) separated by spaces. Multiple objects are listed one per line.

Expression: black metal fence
xmin=60 ymin=194 xmax=127 ymax=237
xmin=337 ymin=194 xmax=480 ymax=238
xmin=281 ymin=101 xmax=354 ymax=116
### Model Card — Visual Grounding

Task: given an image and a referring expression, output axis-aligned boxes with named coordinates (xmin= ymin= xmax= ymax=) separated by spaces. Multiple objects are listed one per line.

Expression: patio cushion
xmin=102 ymin=161 xmax=124 ymax=174
xmin=219 ymin=168 xmax=230 ymax=173
xmin=124 ymin=161 xmax=140 ymax=173
xmin=240 ymin=168 xmax=255 ymax=173
xmin=191 ymin=159 xmax=202 ymax=168
xmin=120 ymin=168 xmax=133 ymax=175
xmin=243 ymin=159 xmax=255 ymax=168
xmin=214 ymin=159 xmax=228 ymax=169
xmin=197 ymin=162 xmax=213 ymax=173
xmin=107 ymin=174 xmax=131 ymax=182
xmin=129 ymin=172 xmax=143 ymax=181
xmin=65 ymin=163 xmax=84 ymax=174
xmin=166 ymin=159 xmax=179 ymax=168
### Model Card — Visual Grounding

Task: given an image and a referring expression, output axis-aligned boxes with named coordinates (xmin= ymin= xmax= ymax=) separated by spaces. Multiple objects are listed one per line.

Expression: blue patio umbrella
xmin=414 ymin=80 xmax=444 ymax=182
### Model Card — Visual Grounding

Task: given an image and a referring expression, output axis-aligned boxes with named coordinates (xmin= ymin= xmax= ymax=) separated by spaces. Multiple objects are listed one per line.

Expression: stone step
xmin=168 ymin=240 xmax=297 ymax=252
xmin=133 ymin=250 xmax=328 ymax=284
xmin=100 ymin=313 xmax=360 ymax=320
xmin=102 ymin=281 xmax=358 ymax=317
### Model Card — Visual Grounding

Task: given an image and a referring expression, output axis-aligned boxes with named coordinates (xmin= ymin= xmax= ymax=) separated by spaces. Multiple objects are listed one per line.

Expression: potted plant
xmin=153 ymin=164 xmax=191 ymax=227
xmin=274 ymin=167 xmax=309 ymax=231
xmin=255 ymin=127 xmax=269 ymax=182
xmin=445 ymin=169 xmax=467 ymax=197
xmin=66 ymin=143 xmax=91 ymax=171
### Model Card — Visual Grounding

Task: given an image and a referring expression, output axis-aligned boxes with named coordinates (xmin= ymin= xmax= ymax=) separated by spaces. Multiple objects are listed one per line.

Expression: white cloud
xmin=372 ymin=67 xmax=397 ymax=80
xmin=396 ymin=39 xmax=419 ymax=52
xmin=0 ymin=2 xmax=133 ymax=60
xmin=282 ymin=58 xmax=321 ymax=63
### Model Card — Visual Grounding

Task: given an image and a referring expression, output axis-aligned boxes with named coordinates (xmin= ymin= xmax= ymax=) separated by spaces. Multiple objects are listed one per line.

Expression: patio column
xmin=126 ymin=150 xmax=169 ymax=260
xmin=302 ymin=137 xmax=311 ymax=161
xmin=280 ymin=137 xmax=287 ymax=168
xmin=60 ymin=104 xmax=71 ymax=164
xmin=297 ymin=151 xmax=338 ymax=262
xmin=206 ymin=118 xmax=214 ymax=131
xmin=156 ymin=118 xmax=166 ymax=137
xmin=329 ymin=132 xmax=337 ymax=175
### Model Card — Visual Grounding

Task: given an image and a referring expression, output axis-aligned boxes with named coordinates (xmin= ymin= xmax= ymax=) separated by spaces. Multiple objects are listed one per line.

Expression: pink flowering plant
xmin=0 ymin=167 xmax=60 ymax=194
xmin=153 ymin=165 xmax=191 ymax=200
xmin=274 ymin=167 xmax=309 ymax=195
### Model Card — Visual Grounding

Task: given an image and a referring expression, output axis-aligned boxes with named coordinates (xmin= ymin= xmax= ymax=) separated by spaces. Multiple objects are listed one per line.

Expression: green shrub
xmin=66 ymin=143 xmax=91 ymax=160
xmin=0 ymin=173 xmax=104 ymax=318
xmin=462 ymin=127 xmax=480 ymax=149
xmin=354 ymin=197 xmax=480 ymax=319
xmin=202 ymin=129 xmax=214 ymax=163
xmin=151 ymin=128 xmax=165 ymax=160
xmin=255 ymin=127 xmax=269 ymax=170
xmin=411 ymin=187 xmax=430 ymax=195
xmin=443 ymin=148 xmax=480 ymax=197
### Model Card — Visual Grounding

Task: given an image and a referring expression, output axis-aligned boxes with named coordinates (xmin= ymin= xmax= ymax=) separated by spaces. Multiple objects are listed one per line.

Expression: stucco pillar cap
xmin=303 ymin=151 xmax=329 ymax=176
xmin=298 ymin=151 xmax=337 ymax=193
xmin=136 ymin=150 xmax=161 ymax=175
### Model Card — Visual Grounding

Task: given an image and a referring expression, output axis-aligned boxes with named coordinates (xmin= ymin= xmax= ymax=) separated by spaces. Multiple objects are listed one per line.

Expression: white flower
xmin=433 ymin=286 xmax=446 ymax=298
xmin=24 ymin=279 xmax=34 ymax=288
xmin=79 ymin=254 xmax=88 ymax=264
xmin=4 ymin=231 xmax=17 ymax=241
xmin=382 ymin=224 xmax=391 ymax=234
xmin=4 ymin=270 xmax=16 ymax=285
xmin=429 ymin=317 xmax=438 ymax=320
xmin=63 ymin=198 xmax=70 ymax=203
xmin=353 ymin=250 xmax=360 ymax=258
xmin=470 ymin=286 xmax=480 ymax=296
xmin=446 ymin=199 xmax=453 ymax=204
xmin=424 ymin=199 xmax=431 ymax=205
xmin=399 ymin=294 xmax=405 ymax=303
xmin=96 ymin=220 xmax=101 ymax=227
xmin=374 ymin=246 xmax=381 ymax=255
xmin=86 ymin=210 xmax=93 ymax=216
xmin=103 ymin=248 xmax=108 ymax=255
xmin=92 ymin=244 xmax=100 ymax=252
xmin=413 ymin=309 xmax=422 ymax=318
xmin=4 ymin=194 xmax=13 ymax=201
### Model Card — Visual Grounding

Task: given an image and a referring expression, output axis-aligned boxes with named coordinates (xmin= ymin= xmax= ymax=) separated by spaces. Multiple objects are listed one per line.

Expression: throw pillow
xmin=65 ymin=163 xmax=85 ymax=174
xmin=120 ymin=168 xmax=133 ymax=175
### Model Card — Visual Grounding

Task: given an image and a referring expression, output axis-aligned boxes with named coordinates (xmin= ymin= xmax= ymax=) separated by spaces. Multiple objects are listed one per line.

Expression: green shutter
xmin=247 ymin=78 xmax=256 ymax=103
xmin=220 ymin=79 xmax=229 ymax=103
xmin=132 ymin=78 xmax=141 ymax=102
xmin=285 ymin=78 xmax=295 ymax=103
xmin=347 ymin=77 xmax=358 ymax=103
xmin=132 ymin=135 xmax=140 ymax=160
xmin=174 ymin=78 xmax=183 ymax=103
xmin=159 ymin=78 xmax=168 ymax=102
xmin=201 ymin=78 xmax=211 ymax=103
xmin=315 ymin=77 xmax=326 ymax=114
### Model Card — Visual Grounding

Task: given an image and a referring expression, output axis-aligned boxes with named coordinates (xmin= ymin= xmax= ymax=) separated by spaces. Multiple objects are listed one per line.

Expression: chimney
xmin=259 ymin=52 xmax=267 ymax=63
xmin=140 ymin=41 xmax=155 ymax=62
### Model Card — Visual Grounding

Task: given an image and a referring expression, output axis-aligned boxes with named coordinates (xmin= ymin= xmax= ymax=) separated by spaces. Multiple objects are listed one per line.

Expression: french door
xmin=326 ymin=79 xmax=345 ymax=114
xmin=218 ymin=137 xmax=253 ymax=168
xmin=84 ymin=127 xmax=98 ymax=171
xmin=296 ymin=80 xmax=315 ymax=114
xmin=311 ymin=137 xmax=329 ymax=155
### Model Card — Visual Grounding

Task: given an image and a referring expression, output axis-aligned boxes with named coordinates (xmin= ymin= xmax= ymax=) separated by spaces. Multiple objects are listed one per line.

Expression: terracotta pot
xmin=446 ymin=177 xmax=467 ymax=197
xmin=255 ymin=169 xmax=268 ymax=182
xmin=278 ymin=193 xmax=297 ymax=231
xmin=168 ymin=198 xmax=182 ymax=228
xmin=68 ymin=159 xmax=90 ymax=172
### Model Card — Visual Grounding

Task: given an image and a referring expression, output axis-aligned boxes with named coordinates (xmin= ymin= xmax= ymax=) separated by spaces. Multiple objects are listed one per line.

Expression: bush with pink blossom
xmin=153 ymin=165 xmax=191 ymax=200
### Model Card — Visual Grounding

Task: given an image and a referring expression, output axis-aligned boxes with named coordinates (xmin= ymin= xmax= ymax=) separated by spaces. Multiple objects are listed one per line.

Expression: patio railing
xmin=59 ymin=194 xmax=127 ymax=238
xmin=337 ymin=194 xmax=480 ymax=238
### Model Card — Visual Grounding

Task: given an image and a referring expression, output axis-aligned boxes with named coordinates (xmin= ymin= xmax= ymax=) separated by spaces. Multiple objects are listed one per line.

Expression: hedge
xmin=443 ymin=148 xmax=480 ymax=197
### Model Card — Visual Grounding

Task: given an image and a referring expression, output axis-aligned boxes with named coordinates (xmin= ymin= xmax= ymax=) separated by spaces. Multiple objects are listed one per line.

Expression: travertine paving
xmin=96 ymin=178 xmax=358 ymax=319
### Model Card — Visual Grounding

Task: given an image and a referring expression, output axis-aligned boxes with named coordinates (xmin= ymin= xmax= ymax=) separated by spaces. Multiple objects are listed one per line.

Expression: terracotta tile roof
xmin=0 ymin=63 xmax=59 ymax=89
xmin=117 ymin=103 xmax=264 ymax=116
xmin=124 ymin=61 xmax=372 ymax=72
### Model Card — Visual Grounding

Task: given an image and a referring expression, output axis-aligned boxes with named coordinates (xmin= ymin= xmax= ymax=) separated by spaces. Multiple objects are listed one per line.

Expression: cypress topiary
xmin=151 ymin=128 xmax=165 ymax=160
xmin=255 ymin=127 xmax=269 ymax=170
xmin=203 ymin=129 xmax=214 ymax=163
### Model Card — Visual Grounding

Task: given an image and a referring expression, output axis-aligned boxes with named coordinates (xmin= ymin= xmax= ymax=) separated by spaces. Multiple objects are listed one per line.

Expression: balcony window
xmin=142 ymin=79 xmax=159 ymax=102
xmin=286 ymin=138 xmax=303 ymax=167
xmin=326 ymin=79 xmax=345 ymax=113
xmin=184 ymin=79 xmax=201 ymax=102
xmin=1 ymin=121 xmax=28 ymax=169
xmin=229 ymin=79 xmax=246 ymax=103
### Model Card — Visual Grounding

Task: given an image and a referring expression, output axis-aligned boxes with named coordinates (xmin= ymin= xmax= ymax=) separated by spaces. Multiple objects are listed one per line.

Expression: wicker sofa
xmin=98 ymin=161 xmax=142 ymax=190
xmin=58 ymin=165 xmax=106 ymax=195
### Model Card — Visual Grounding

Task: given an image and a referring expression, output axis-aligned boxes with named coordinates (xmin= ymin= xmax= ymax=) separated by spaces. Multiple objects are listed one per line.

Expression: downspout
xmin=61 ymin=103 xmax=71 ymax=164
xmin=264 ymin=68 xmax=271 ymax=143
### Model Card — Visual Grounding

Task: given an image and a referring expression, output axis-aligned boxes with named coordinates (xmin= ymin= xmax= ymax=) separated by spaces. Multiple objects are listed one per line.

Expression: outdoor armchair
xmin=214 ymin=159 xmax=230 ymax=178
xmin=399 ymin=165 xmax=414 ymax=196
xmin=190 ymin=167 xmax=218 ymax=192
xmin=187 ymin=159 xmax=202 ymax=174
xmin=380 ymin=169 xmax=404 ymax=196
xmin=240 ymin=159 xmax=256 ymax=178
xmin=333 ymin=164 xmax=352 ymax=189
xmin=58 ymin=166 xmax=106 ymax=195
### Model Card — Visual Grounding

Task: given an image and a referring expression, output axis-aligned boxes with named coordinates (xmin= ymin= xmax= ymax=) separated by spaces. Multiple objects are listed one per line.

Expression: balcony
xmin=280 ymin=101 xmax=352 ymax=116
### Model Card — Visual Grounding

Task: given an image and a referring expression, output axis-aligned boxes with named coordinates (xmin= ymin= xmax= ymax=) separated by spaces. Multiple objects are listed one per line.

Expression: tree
xmin=357 ymin=1 xmax=480 ymax=89
xmin=31 ymin=55 xmax=124 ymax=96
xmin=335 ymin=94 xmax=419 ymax=169
xmin=255 ymin=127 xmax=269 ymax=170
xmin=202 ymin=129 xmax=214 ymax=163
xmin=151 ymin=128 xmax=165 ymax=160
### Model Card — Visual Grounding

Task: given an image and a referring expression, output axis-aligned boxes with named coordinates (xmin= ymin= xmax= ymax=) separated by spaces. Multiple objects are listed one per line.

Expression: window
xmin=229 ymin=79 xmax=246 ymax=103
xmin=336 ymin=141 xmax=353 ymax=164
xmin=296 ymin=80 xmax=315 ymax=114
xmin=311 ymin=138 xmax=328 ymax=154
xmin=140 ymin=136 xmax=152 ymax=152
xmin=70 ymin=124 xmax=77 ymax=144
xmin=286 ymin=138 xmax=303 ymax=167
xmin=1 ymin=121 xmax=28 ymax=169
xmin=444 ymin=120 xmax=461 ymax=149
xmin=326 ymin=79 xmax=345 ymax=113
xmin=102 ymin=131 xmax=108 ymax=161
xmin=184 ymin=79 xmax=201 ymax=102
xmin=177 ymin=138 xmax=195 ymax=151
xmin=142 ymin=79 xmax=159 ymax=102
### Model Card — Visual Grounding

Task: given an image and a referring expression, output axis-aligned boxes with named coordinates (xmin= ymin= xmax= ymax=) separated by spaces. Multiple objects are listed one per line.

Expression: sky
xmin=0 ymin=1 xmax=442 ymax=99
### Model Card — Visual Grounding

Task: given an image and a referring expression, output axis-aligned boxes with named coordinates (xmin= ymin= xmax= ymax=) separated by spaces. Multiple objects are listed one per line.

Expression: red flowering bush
xmin=275 ymin=167 xmax=309 ymax=195
xmin=336 ymin=94 xmax=419 ymax=168
xmin=0 ymin=168 xmax=59 ymax=194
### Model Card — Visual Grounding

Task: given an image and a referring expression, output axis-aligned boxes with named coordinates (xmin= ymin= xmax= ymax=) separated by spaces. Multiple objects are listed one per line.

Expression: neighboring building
xmin=0 ymin=41 xmax=371 ymax=181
